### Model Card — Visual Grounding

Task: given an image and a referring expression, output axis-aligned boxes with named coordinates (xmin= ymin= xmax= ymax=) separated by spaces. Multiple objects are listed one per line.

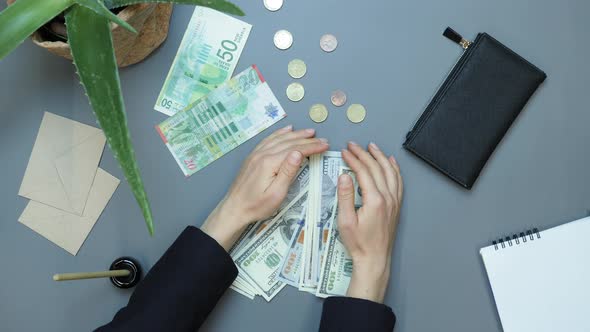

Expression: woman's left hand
xmin=202 ymin=125 xmax=329 ymax=250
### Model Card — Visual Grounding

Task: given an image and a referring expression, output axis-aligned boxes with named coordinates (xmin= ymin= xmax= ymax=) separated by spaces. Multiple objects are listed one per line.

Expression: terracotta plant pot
xmin=6 ymin=0 xmax=173 ymax=67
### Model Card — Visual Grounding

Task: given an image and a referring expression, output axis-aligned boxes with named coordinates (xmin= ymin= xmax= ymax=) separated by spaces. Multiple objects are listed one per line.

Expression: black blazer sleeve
xmin=319 ymin=297 xmax=396 ymax=332
xmin=95 ymin=226 xmax=238 ymax=332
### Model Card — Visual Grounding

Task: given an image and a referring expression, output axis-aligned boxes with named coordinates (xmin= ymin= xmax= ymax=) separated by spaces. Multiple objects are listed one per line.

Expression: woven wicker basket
xmin=6 ymin=0 xmax=173 ymax=67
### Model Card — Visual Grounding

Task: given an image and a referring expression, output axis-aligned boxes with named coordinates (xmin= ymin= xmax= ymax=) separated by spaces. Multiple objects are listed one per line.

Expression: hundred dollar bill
xmin=156 ymin=65 xmax=287 ymax=176
xmin=235 ymin=191 xmax=308 ymax=301
xmin=230 ymin=161 xmax=309 ymax=298
xmin=314 ymin=152 xmax=345 ymax=280
xmin=230 ymin=161 xmax=309 ymax=257
xmin=299 ymin=154 xmax=321 ymax=292
xmin=316 ymin=167 xmax=361 ymax=298
xmin=300 ymin=152 xmax=344 ymax=292
xmin=276 ymin=208 xmax=306 ymax=287
xmin=154 ymin=6 xmax=252 ymax=116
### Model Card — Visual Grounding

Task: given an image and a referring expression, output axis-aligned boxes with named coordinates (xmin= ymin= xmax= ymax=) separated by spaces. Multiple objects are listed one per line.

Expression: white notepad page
xmin=480 ymin=217 xmax=590 ymax=332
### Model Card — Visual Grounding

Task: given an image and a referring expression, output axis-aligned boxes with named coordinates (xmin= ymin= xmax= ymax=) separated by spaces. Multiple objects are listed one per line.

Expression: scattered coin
xmin=286 ymin=83 xmax=305 ymax=102
xmin=320 ymin=34 xmax=338 ymax=52
xmin=309 ymin=104 xmax=329 ymax=123
xmin=288 ymin=59 xmax=307 ymax=79
xmin=263 ymin=0 xmax=283 ymax=11
xmin=330 ymin=90 xmax=347 ymax=107
xmin=274 ymin=30 xmax=293 ymax=50
xmin=346 ymin=104 xmax=366 ymax=123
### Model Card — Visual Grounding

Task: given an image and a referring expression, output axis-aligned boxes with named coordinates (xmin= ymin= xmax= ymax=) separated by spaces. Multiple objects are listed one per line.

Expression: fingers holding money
xmin=268 ymin=151 xmax=304 ymax=200
xmin=348 ymin=142 xmax=390 ymax=201
xmin=255 ymin=125 xmax=293 ymax=152
xmin=269 ymin=138 xmax=329 ymax=157
xmin=337 ymin=173 xmax=359 ymax=231
xmin=341 ymin=148 xmax=379 ymax=207
xmin=263 ymin=128 xmax=317 ymax=152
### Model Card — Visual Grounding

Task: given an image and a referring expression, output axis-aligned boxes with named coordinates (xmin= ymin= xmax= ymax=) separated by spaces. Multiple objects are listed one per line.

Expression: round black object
xmin=109 ymin=257 xmax=142 ymax=289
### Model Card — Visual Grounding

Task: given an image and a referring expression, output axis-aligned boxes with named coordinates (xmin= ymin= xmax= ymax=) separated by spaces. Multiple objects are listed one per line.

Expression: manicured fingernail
xmin=338 ymin=174 xmax=352 ymax=186
xmin=288 ymin=151 xmax=302 ymax=164
xmin=305 ymin=128 xmax=315 ymax=134
xmin=283 ymin=124 xmax=293 ymax=130
xmin=349 ymin=141 xmax=358 ymax=146
xmin=390 ymin=155 xmax=398 ymax=165
xmin=369 ymin=142 xmax=379 ymax=150
xmin=319 ymin=138 xmax=328 ymax=143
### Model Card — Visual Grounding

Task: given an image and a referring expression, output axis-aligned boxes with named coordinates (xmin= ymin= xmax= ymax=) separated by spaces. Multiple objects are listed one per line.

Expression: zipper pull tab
xmin=443 ymin=27 xmax=471 ymax=50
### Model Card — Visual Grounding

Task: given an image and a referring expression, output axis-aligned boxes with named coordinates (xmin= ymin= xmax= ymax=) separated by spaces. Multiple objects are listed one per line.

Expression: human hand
xmin=201 ymin=125 xmax=329 ymax=251
xmin=337 ymin=142 xmax=403 ymax=303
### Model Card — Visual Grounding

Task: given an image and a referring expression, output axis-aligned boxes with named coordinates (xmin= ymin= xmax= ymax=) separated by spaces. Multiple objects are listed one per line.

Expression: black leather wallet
xmin=403 ymin=27 xmax=547 ymax=189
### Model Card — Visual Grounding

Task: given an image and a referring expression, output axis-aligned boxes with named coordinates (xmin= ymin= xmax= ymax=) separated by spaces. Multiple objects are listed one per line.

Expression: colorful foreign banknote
xmin=154 ymin=6 xmax=252 ymax=116
xmin=156 ymin=65 xmax=287 ymax=176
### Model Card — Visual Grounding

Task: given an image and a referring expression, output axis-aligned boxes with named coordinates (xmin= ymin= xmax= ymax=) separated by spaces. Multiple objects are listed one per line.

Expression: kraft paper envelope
xmin=18 ymin=112 xmax=106 ymax=215
xmin=19 ymin=168 xmax=120 ymax=255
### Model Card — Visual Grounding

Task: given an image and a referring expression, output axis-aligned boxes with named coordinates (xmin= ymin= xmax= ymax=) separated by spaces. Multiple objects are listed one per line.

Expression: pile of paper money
xmin=229 ymin=152 xmax=360 ymax=301
xmin=154 ymin=8 xmax=287 ymax=176
xmin=18 ymin=112 xmax=120 ymax=255
xmin=152 ymin=6 xmax=359 ymax=301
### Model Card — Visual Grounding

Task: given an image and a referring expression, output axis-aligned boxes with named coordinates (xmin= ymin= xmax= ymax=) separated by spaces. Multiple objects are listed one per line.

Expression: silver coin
xmin=320 ymin=34 xmax=338 ymax=52
xmin=330 ymin=90 xmax=347 ymax=107
xmin=286 ymin=83 xmax=305 ymax=102
xmin=274 ymin=30 xmax=293 ymax=50
xmin=263 ymin=0 xmax=283 ymax=11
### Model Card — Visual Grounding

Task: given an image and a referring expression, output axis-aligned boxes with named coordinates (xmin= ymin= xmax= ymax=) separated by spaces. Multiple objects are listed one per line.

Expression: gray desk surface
xmin=1 ymin=0 xmax=589 ymax=331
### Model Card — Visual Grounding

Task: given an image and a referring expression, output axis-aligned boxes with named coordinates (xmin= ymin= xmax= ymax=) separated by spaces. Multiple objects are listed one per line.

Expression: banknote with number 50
xmin=154 ymin=7 xmax=252 ymax=116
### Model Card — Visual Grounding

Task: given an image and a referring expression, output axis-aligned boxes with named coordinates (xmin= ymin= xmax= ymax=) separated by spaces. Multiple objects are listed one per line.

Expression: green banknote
xmin=154 ymin=6 xmax=252 ymax=116
xmin=316 ymin=167 xmax=360 ymax=298
xmin=156 ymin=65 xmax=287 ymax=176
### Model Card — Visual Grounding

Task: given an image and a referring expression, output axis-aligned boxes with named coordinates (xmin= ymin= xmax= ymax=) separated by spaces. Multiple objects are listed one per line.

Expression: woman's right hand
xmin=337 ymin=141 xmax=403 ymax=304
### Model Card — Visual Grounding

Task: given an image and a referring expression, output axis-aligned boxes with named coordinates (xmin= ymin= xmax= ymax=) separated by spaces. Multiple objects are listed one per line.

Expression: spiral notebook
xmin=480 ymin=217 xmax=590 ymax=332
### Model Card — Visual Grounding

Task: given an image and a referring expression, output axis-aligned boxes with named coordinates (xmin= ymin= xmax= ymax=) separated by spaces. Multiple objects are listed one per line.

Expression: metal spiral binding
xmin=493 ymin=228 xmax=541 ymax=250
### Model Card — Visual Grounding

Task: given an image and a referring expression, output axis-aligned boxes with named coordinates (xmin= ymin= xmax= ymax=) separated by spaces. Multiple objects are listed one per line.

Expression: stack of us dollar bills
xmin=152 ymin=7 xmax=359 ymax=301
xmin=229 ymin=152 xmax=361 ymax=301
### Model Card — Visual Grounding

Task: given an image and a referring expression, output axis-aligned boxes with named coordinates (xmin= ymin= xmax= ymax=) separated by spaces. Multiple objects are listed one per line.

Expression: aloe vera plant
xmin=0 ymin=0 xmax=244 ymax=235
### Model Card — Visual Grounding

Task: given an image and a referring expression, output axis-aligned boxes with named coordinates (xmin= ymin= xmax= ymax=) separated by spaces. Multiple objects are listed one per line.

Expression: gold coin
xmin=286 ymin=83 xmax=305 ymax=102
xmin=330 ymin=90 xmax=347 ymax=107
xmin=309 ymin=104 xmax=328 ymax=123
xmin=288 ymin=59 xmax=307 ymax=79
xmin=346 ymin=104 xmax=366 ymax=123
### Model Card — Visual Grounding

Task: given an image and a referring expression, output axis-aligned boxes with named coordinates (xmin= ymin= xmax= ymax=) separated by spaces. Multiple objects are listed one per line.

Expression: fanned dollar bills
xmin=154 ymin=7 xmax=252 ymax=116
xmin=156 ymin=65 xmax=287 ymax=176
xmin=229 ymin=153 xmax=359 ymax=301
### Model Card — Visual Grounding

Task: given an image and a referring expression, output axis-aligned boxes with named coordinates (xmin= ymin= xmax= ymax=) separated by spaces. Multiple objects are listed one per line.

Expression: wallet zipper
xmin=405 ymin=28 xmax=477 ymax=142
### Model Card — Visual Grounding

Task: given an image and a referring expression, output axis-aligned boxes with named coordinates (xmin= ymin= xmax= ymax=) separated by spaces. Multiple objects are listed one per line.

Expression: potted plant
xmin=0 ymin=0 xmax=244 ymax=235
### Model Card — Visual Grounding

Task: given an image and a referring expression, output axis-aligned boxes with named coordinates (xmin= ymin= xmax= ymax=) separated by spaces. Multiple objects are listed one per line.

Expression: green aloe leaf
xmin=74 ymin=0 xmax=137 ymax=33
xmin=0 ymin=0 xmax=74 ymax=59
xmin=65 ymin=5 xmax=154 ymax=235
xmin=104 ymin=0 xmax=244 ymax=16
